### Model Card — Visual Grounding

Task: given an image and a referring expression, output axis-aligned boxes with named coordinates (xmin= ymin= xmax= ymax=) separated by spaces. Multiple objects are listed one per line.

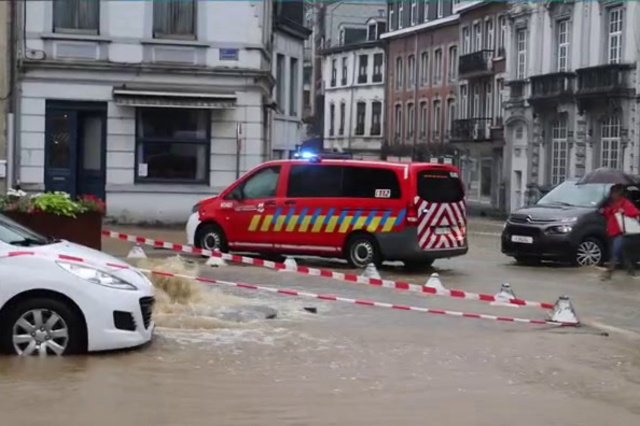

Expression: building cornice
xmin=321 ymin=40 xmax=384 ymax=55
xmin=380 ymin=14 xmax=460 ymax=40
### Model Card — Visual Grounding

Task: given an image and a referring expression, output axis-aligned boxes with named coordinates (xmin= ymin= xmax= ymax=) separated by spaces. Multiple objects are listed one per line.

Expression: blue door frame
xmin=45 ymin=101 xmax=107 ymax=200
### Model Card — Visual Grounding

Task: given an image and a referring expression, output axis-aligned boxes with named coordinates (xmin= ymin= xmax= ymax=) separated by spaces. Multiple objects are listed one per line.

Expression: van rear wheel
xmin=346 ymin=234 xmax=381 ymax=268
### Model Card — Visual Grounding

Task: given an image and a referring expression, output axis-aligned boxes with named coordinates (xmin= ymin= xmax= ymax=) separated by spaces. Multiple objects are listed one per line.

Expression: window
xmin=485 ymin=82 xmax=493 ymax=119
xmin=276 ymin=54 xmax=286 ymax=112
xmin=341 ymin=57 xmax=348 ymax=85
xmin=460 ymin=85 xmax=468 ymax=119
xmin=551 ymin=116 xmax=568 ymax=186
xmin=289 ymin=58 xmax=299 ymax=116
xmin=339 ymin=29 xmax=345 ymax=45
xmin=287 ymin=166 xmax=342 ymax=198
xmin=398 ymin=2 xmax=404 ymax=29
xmin=371 ymin=101 xmax=382 ymax=135
xmin=437 ymin=0 xmax=444 ymax=18
xmin=417 ymin=169 xmax=464 ymax=203
xmin=420 ymin=51 xmax=429 ymax=86
xmin=153 ymin=0 xmax=196 ymax=39
xmin=53 ymin=0 xmax=99 ymax=33
xmin=484 ymin=19 xmax=494 ymax=51
xmin=607 ymin=7 xmax=623 ymax=64
xmin=287 ymin=166 xmax=401 ymax=199
xmin=232 ymin=166 xmax=281 ymax=200
xmin=495 ymin=78 xmax=504 ymax=120
xmin=433 ymin=100 xmax=441 ymax=138
xmin=358 ymin=55 xmax=368 ymax=84
xmin=407 ymin=55 xmax=416 ymax=89
xmin=368 ymin=23 xmax=377 ymax=41
xmin=136 ymin=109 xmax=209 ymax=183
xmin=462 ymin=26 xmax=471 ymax=54
xmin=473 ymin=22 xmax=482 ymax=51
xmin=448 ymin=46 xmax=457 ymax=82
xmin=377 ymin=22 xmax=386 ymax=36
xmin=497 ymin=15 xmax=507 ymax=55
xmin=331 ymin=59 xmax=337 ymax=87
xmin=396 ymin=57 xmax=404 ymax=90
xmin=419 ymin=102 xmax=428 ymax=138
xmin=343 ymin=167 xmax=402 ymax=198
xmin=601 ymin=115 xmax=621 ymax=169
xmin=411 ymin=0 xmax=418 ymax=25
xmin=447 ymin=99 xmax=456 ymax=135
xmin=373 ymin=53 xmax=383 ymax=82
xmin=433 ymin=49 xmax=443 ymax=85
xmin=329 ymin=104 xmax=335 ymax=136
xmin=355 ymin=102 xmax=366 ymax=135
xmin=516 ymin=28 xmax=527 ymax=80
xmin=407 ymin=103 xmax=415 ymax=139
xmin=394 ymin=104 xmax=403 ymax=140
xmin=557 ymin=20 xmax=570 ymax=72
xmin=339 ymin=103 xmax=345 ymax=136
xmin=389 ymin=8 xmax=395 ymax=31
xmin=423 ymin=0 xmax=430 ymax=22
xmin=472 ymin=84 xmax=480 ymax=118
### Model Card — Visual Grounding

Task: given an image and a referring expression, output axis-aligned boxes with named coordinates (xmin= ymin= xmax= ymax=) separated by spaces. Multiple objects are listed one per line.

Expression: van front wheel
xmin=346 ymin=234 xmax=381 ymax=268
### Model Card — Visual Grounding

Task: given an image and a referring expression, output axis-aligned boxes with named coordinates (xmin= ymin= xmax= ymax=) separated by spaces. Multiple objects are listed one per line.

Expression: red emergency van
xmin=186 ymin=157 xmax=467 ymax=268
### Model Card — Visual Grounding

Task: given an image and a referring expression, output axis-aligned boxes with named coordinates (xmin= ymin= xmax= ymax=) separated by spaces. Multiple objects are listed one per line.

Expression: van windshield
xmin=416 ymin=169 xmax=464 ymax=203
xmin=537 ymin=181 xmax=610 ymax=208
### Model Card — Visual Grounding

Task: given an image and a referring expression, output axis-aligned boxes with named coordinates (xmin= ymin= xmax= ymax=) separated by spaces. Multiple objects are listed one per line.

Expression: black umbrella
xmin=577 ymin=168 xmax=639 ymax=185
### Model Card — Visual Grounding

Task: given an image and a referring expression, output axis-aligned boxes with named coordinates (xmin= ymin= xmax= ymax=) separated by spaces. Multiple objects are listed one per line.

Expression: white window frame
xmin=473 ymin=22 xmax=482 ymax=52
xmin=557 ymin=19 xmax=570 ymax=72
xmin=551 ymin=117 xmax=569 ymax=185
xmin=447 ymin=98 xmax=456 ymax=136
xmin=419 ymin=101 xmax=428 ymax=138
xmin=485 ymin=18 xmax=494 ymax=51
xmin=389 ymin=9 xmax=395 ymax=31
xmin=601 ymin=115 xmax=622 ymax=169
xmin=433 ymin=100 xmax=442 ymax=138
xmin=396 ymin=57 xmax=404 ymax=91
xmin=607 ymin=6 xmax=623 ymax=64
xmin=462 ymin=26 xmax=471 ymax=54
xmin=398 ymin=2 xmax=404 ymax=29
xmin=411 ymin=0 xmax=417 ymax=25
xmin=516 ymin=28 xmax=527 ymax=80
xmin=460 ymin=85 xmax=468 ymax=120
xmin=394 ymin=104 xmax=403 ymax=139
xmin=437 ymin=0 xmax=444 ymax=18
xmin=485 ymin=82 xmax=493 ymax=119
xmin=407 ymin=103 xmax=415 ymax=139
xmin=407 ymin=55 xmax=416 ymax=89
xmin=433 ymin=48 xmax=443 ymax=85
xmin=448 ymin=45 xmax=458 ymax=82
xmin=497 ymin=15 xmax=507 ymax=55
xmin=423 ymin=0 xmax=430 ymax=22
xmin=420 ymin=51 xmax=430 ymax=86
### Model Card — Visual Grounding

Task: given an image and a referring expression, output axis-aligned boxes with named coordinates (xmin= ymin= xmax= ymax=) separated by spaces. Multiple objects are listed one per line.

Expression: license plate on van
xmin=435 ymin=227 xmax=450 ymax=235
xmin=511 ymin=235 xmax=533 ymax=244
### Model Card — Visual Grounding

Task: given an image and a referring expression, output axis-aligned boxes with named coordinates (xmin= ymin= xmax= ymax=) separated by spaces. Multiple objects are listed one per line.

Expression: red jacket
xmin=601 ymin=198 xmax=640 ymax=237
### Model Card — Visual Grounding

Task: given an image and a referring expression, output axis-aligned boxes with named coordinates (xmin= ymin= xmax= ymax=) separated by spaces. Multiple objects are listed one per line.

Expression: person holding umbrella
xmin=599 ymin=184 xmax=640 ymax=280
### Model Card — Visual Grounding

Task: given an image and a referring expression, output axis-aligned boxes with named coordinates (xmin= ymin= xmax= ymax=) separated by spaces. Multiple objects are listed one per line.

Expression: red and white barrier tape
xmin=137 ymin=268 xmax=571 ymax=327
xmin=102 ymin=229 xmax=555 ymax=310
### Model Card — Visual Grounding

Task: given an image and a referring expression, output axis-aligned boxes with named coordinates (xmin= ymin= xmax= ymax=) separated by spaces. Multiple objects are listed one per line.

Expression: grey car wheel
xmin=12 ymin=309 xmax=69 ymax=356
xmin=575 ymin=238 xmax=604 ymax=267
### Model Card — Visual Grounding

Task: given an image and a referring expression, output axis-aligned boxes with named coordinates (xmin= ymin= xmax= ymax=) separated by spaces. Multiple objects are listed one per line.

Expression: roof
xmin=260 ymin=158 xmax=459 ymax=170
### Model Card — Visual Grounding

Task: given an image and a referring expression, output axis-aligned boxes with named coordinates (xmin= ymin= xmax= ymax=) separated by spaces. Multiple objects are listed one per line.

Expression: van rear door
xmin=413 ymin=167 xmax=466 ymax=251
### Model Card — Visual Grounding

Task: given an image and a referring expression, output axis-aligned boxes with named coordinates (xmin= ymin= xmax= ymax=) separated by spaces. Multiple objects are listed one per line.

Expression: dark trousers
xmin=609 ymin=235 xmax=637 ymax=273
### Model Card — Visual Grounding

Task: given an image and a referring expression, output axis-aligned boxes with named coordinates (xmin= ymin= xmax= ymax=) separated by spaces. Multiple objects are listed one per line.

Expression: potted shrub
xmin=0 ymin=190 xmax=106 ymax=250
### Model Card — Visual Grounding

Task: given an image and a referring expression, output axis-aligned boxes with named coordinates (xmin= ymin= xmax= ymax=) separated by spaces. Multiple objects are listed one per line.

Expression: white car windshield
xmin=0 ymin=214 xmax=53 ymax=246
xmin=537 ymin=181 xmax=610 ymax=208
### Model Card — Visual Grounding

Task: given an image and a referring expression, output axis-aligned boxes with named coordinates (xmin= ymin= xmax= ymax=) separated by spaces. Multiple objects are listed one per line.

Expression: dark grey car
xmin=502 ymin=175 xmax=640 ymax=266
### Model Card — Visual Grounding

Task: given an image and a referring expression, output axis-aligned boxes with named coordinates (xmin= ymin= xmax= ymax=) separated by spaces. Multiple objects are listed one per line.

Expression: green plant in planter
xmin=31 ymin=192 xmax=87 ymax=218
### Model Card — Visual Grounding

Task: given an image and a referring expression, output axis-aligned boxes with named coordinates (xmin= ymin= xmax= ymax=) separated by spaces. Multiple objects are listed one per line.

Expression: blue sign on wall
xmin=219 ymin=48 xmax=239 ymax=61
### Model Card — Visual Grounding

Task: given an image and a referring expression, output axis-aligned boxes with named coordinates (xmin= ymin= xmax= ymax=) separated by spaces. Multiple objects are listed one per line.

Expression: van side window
xmin=342 ymin=167 xmax=401 ymax=199
xmin=228 ymin=166 xmax=280 ymax=200
xmin=288 ymin=165 xmax=342 ymax=197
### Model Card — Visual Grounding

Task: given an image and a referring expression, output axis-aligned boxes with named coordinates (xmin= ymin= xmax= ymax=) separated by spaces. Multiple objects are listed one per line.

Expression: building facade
xmin=383 ymin=0 xmax=460 ymax=161
xmin=322 ymin=17 xmax=386 ymax=157
xmin=14 ymin=0 xmax=306 ymax=223
xmin=503 ymin=1 xmax=640 ymax=211
xmin=451 ymin=1 xmax=509 ymax=211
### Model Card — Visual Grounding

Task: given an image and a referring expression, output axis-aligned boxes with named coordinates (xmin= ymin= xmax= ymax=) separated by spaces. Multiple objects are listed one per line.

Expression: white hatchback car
xmin=0 ymin=214 xmax=154 ymax=356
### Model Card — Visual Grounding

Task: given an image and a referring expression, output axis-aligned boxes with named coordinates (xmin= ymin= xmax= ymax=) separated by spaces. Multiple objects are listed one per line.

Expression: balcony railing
xmin=458 ymin=50 xmax=494 ymax=78
xmin=576 ymin=63 xmax=634 ymax=97
xmin=529 ymin=72 xmax=575 ymax=105
xmin=451 ymin=118 xmax=495 ymax=142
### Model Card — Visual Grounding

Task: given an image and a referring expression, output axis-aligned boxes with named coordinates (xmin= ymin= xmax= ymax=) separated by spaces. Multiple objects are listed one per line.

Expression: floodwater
xmin=3 ymin=232 xmax=640 ymax=425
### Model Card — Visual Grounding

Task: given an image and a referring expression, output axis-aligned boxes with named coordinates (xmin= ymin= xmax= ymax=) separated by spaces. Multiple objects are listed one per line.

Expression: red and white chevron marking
xmin=101 ymin=229 xmax=556 ymax=310
xmin=416 ymin=198 xmax=467 ymax=250
xmin=137 ymin=268 xmax=572 ymax=327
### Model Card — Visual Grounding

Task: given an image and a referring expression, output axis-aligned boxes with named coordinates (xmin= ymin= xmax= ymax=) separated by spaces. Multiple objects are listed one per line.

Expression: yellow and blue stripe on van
xmin=247 ymin=207 xmax=406 ymax=233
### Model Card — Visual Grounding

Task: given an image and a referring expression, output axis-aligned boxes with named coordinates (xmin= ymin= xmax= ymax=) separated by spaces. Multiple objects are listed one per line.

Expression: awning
xmin=112 ymin=88 xmax=236 ymax=109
